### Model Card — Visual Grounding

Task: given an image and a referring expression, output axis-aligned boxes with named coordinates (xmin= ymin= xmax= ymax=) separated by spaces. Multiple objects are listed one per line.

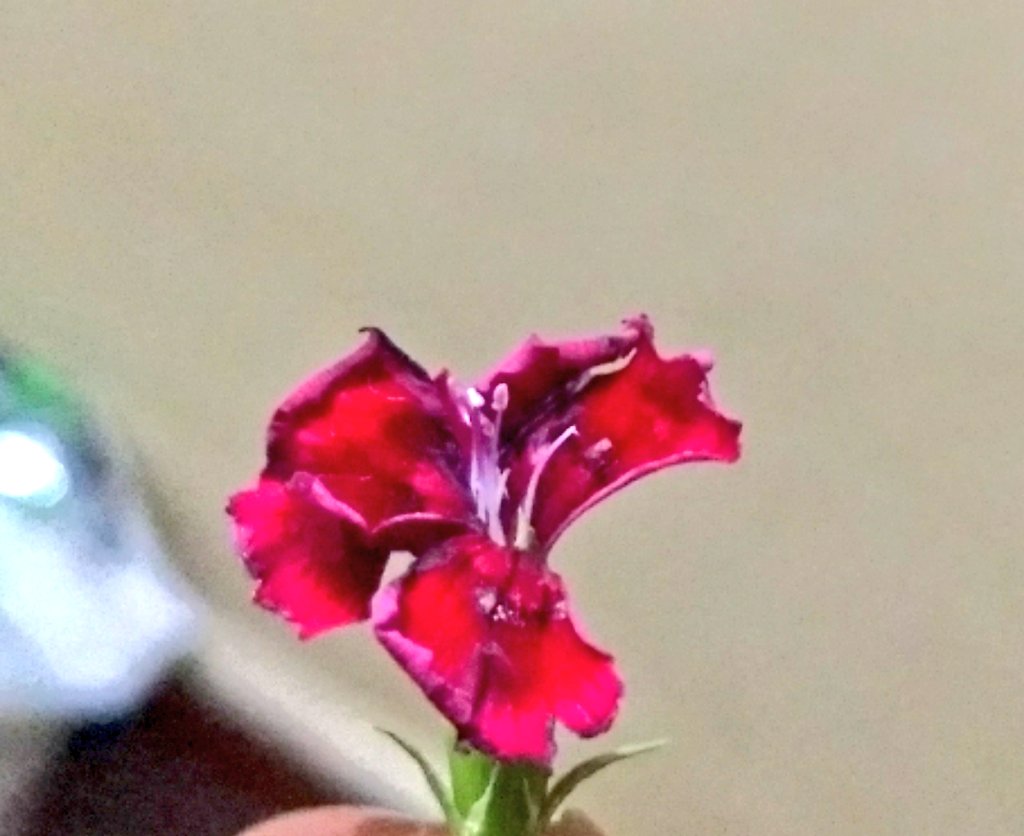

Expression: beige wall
xmin=3 ymin=3 xmax=1024 ymax=834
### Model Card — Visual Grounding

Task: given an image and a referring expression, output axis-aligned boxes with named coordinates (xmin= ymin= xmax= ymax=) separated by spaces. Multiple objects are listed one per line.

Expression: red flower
xmin=228 ymin=317 xmax=741 ymax=763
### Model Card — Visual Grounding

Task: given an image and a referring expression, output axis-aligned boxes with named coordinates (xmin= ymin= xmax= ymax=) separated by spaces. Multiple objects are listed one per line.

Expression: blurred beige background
xmin=3 ymin=3 xmax=1023 ymax=834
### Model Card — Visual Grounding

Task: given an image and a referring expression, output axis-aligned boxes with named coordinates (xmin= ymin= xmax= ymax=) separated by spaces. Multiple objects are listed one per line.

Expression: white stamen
xmin=570 ymin=349 xmax=636 ymax=394
xmin=491 ymin=382 xmax=509 ymax=412
xmin=586 ymin=437 xmax=613 ymax=459
xmin=490 ymin=384 xmax=508 ymax=476
xmin=485 ymin=495 xmax=505 ymax=544
xmin=476 ymin=587 xmax=497 ymax=613
xmin=466 ymin=385 xmax=509 ymax=545
xmin=514 ymin=425 xmax=578 ymax=549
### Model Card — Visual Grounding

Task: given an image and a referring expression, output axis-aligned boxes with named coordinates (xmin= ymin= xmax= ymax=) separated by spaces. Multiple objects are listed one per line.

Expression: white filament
xmin=467 ymin=384 xmax=509 ymax=545
xmin=514 ymin=424 xmax=578 ymax=549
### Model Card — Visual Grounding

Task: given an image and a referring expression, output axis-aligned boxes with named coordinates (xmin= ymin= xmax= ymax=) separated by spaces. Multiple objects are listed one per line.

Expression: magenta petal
xmin=503 ymin=320 xmax=741 ymax=550
xmin=372 ymin=534 xmax=621 ymax=764
xmin=264 ymin=328 xmax=475 ymax=551
xmin=228 ymin=477 xmax=388 ymax=638
xmin=476 ymin=317 xmax=648 ymax=445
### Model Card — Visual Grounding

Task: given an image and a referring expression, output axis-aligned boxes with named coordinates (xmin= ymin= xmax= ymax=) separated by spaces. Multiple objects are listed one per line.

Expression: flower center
xmin=467 ymin=384 xmax=509 ymax=545
xmin=465 ymin=384 xmax=578 ymax=551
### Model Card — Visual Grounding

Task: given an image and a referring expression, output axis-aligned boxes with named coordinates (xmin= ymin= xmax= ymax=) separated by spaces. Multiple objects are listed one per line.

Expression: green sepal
xmin=536 ymin=739 xmax=667 ymax=832
xmin=449 ymin=741 xmax=549 ymax=836
xmin=485 ymin=760 xmax=548 ymax=835
xmin=449 ymin=743 xmax=495 ymax=819
xmin=460 ymin=771 xmax=497 ymax=836
xmin=378 ymin=728 xmax=461 ymax=830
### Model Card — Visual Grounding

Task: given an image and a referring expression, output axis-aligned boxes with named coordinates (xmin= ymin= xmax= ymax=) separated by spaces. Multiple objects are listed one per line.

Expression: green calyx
xmin=450 ymin=744 xmax=547 ymax=836
xmin=380 ymin=730 xmax=665 ymax=836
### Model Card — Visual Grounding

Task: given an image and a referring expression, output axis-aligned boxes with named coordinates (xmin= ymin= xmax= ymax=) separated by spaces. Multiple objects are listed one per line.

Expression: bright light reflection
xmin=0 ymin=429 xmax=70 ymax=506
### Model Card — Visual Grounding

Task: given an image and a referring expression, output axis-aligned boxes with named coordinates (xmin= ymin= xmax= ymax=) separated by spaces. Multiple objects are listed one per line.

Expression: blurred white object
xmin=0 ymin=352 xmax=198 ymax=720
xmin=0 ymin=429 xmax=70 ymax=506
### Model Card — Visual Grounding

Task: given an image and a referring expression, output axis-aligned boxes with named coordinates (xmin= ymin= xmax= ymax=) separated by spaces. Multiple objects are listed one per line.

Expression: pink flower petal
xmin=373 ymin=534 xmax=621 ymax=764
xmin=264 ymin=329 xmax=475 ymax=551
xmin=228 ymin=476 xmax=388 ymax=638
xmin=476 ymin=318 xmax=644 ymax=445
xmin=503 ymin=319 xmax=741 ymax=550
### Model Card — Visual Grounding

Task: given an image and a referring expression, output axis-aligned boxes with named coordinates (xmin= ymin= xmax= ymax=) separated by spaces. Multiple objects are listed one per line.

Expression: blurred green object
xmin=0 ymin=347 xmax=197 ymax=719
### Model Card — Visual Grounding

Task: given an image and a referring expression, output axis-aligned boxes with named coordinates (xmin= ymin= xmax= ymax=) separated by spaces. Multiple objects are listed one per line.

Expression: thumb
xmin=547 ymin=809 xmax=609 ymax=836
xmin=237 ymin=806 xmax=444 ymax=836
